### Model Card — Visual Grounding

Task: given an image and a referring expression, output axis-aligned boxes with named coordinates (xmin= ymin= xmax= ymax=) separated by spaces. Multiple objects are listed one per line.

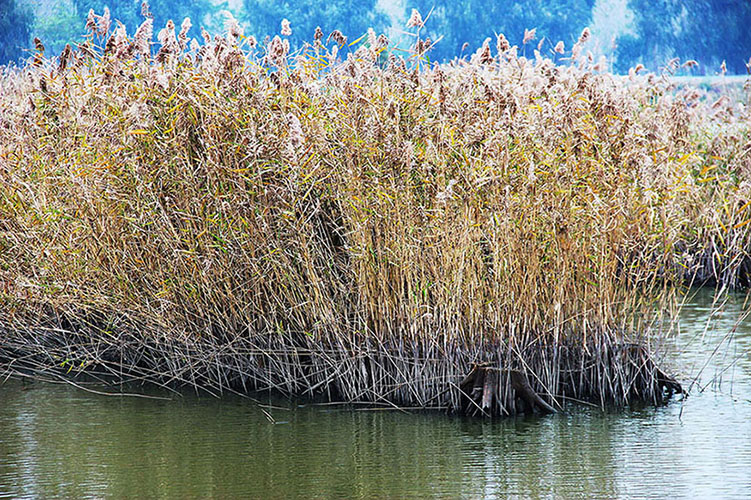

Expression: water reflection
xmin=1 ymin=290 xmax=749 ymax=498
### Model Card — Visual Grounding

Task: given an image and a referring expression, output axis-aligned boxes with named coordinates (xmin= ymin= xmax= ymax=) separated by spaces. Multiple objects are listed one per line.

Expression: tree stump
xmin=459 ymin=364 xmax=556 ymax=416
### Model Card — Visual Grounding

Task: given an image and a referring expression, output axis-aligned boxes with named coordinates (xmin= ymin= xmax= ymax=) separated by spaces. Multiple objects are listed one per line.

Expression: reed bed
xmin=1 ymin=10 xmax=748 ymax=415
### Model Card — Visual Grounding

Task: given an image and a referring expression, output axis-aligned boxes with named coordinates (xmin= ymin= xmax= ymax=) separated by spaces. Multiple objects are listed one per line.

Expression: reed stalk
xmin=1 ymin=10 xmax=749 ymax=414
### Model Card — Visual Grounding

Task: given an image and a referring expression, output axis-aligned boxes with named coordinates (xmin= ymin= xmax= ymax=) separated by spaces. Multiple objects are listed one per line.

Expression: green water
xmin=1 ymin=290 xmax=750 ymax=499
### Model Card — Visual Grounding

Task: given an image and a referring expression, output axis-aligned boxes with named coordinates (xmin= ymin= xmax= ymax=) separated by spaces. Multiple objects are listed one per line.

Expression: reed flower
xmin=496 ymin=34 xmax=509 ymax=54
xmin=523 ymin=28 xmax=536 ymax=45
xmin=683 ymin=59 xmax=698 ymax=69
xmin=666 ymin=57 xmax=679 ymax=73
xmin=31 ymin=37 xmax=44 ymax=66
xmin=132 ymin=18 xmax=153 ymax=57
xmin=158 ymin=20 xmax=176 ymax=47
xmin=578 ymin=27 xmax=591 ymax=44
xmin=156 ymin=20 xmax=178 ymax=61
xmin=554 ymin=41 xmax=564 ymax=54
xmin=473 ymin=38 xmax=493 ymax=65
xmin=376 ymin=34 xmax=389 ymax=52
xmin=224 ymin=12 xmax=243 ymax=41
xmin=268 ymin=35 xmax=288 ymax=66
xmin=33 ymin=37 xmax=44 ymax=53
xmin=95 ymin=7 xmax=111 ymax=37
xmin=281 ymin=19 xmax=292 ymax=36
xmin=104 ymin=31 xmax=116 ymax=56
xmin=178 ymin=18 xmax=192 ymax=51
xmin=328 ymin=30 xmax=347 ymax=46
xmin=85 ymin=9 xmax=97 ymax=34
xmin=414 ymin=37 xmax=433 ymax=56
xmin=407 ymin=9 xmax=424 ymax=29
xmin=57 ymin=43 xmax=72 ymax=72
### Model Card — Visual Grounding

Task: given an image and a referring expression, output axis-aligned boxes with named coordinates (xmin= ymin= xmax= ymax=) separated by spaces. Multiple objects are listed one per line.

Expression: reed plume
xmin=523 ymin=28 xmax=536 ymax=45
xmin=407 ymin=9 xmax=424 ymax=28
xmin=281 ymin=18 xmax=292 ymax=36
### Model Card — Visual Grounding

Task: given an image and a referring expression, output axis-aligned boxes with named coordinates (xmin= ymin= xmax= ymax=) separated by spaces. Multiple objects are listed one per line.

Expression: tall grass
xmin=1 ymin=10 xmax=748 ymax=414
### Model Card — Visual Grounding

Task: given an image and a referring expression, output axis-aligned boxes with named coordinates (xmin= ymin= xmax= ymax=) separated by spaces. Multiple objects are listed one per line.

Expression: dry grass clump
xmin=1 ymin=10 xmax=748 ymax=414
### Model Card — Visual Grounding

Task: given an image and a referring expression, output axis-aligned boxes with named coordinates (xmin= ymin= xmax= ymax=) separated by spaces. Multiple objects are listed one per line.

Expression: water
xmin=1 ymin=290 xmax=750 ymax=499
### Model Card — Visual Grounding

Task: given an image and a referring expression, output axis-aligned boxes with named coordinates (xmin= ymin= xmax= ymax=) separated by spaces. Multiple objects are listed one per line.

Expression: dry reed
xmin=1 ymin=8 xmax=748 ymax=415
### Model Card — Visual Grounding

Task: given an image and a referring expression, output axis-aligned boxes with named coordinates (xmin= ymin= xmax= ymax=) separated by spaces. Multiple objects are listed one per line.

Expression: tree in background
xmin=240 ymin=0 xmax=389 ymax=49
xmin=409 ymin=0 xmax=595 ymax=61
xmin=0 ymin=0 xmax=32 ymax=64
xmin=8 ymin=0 xmax=220 ymax=61
xmin=616 ymin=0 xmax=751 ymax=74
xmin=27 ymin=1 xmax=79 ymax=58
xmin=5 ymin=0 xmax=751 ymax=73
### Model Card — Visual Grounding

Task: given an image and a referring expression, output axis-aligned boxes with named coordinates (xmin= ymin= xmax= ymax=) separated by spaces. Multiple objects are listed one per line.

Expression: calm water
xmin=1 ymin=290 xmax=750 ymax=499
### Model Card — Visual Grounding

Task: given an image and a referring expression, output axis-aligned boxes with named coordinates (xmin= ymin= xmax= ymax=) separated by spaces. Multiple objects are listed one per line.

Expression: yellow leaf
xmin=348 ymin=33 xmax=366 ymax=47
xmin=699 ymin=163 xmax=716 ymax=176
xmin=698 ymin=176 xmax=717 ymax=184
